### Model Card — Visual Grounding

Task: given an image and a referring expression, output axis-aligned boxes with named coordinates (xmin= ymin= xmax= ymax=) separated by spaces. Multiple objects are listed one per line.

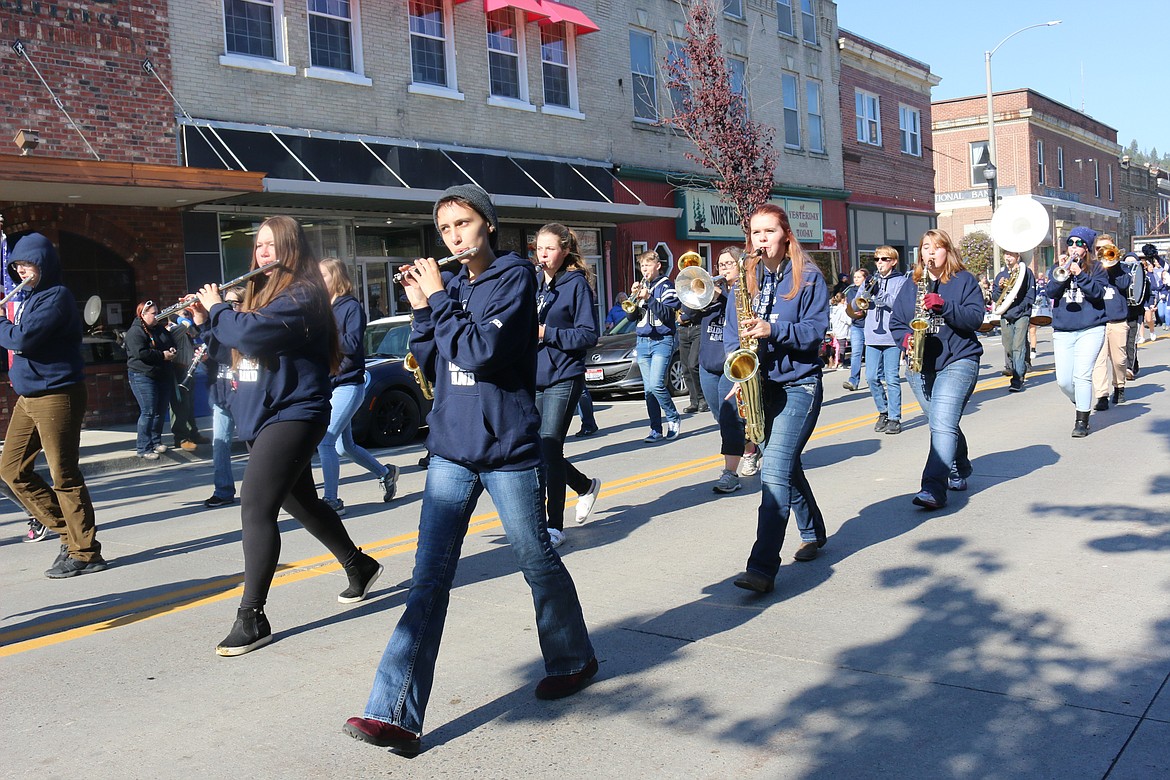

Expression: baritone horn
xmin=675 ymin=252 xmax=726 ymax=310
xmin=1097 ymin=244 xmax=1121 ymax=267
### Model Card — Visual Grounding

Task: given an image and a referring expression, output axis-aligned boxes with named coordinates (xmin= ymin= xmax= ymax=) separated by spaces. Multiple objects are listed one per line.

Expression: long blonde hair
xmin=319 ymin=256 xmax=354 ymax=299
xmin=913 ymin=229 xmax=966 ymax=284
xmin=537 ymin=223 xmax=595 ymax=288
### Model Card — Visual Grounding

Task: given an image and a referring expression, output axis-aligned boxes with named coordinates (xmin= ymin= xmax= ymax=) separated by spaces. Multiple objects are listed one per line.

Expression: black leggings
xmin=239 ymin=420 xmax=359 ymax=609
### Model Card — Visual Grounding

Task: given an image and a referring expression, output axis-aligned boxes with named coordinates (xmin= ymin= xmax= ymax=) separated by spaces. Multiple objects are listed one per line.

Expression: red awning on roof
xmin=484 ymin=0 xmax=550 ymax=18
xmin=537 ymin=0 xmax=600 ymax=34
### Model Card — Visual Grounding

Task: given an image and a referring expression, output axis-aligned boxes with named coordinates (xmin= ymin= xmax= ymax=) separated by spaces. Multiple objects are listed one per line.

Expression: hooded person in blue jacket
xmin=193 ymin=216 xmax=381 ymax=658
xmin=730 ymin=204 xmax=830 ymax=595
xmin=0 ymin=232 xmax=105 ymax=578
xmin=533 ymin=223 xmax=601 ymax=546
xmin=345 ymin=185 xmax=596 ymax=755
xmin=891 ymin=229 xmax=985 ymax=510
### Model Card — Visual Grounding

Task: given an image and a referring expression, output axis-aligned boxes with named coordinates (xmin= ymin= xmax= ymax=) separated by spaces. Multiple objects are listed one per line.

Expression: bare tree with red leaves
xmin=662 ymin=0 xmax=778 ymax=235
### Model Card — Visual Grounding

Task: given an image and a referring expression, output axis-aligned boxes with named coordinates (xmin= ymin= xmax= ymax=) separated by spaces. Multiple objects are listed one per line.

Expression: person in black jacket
xmin=0 ymin=233 xmax=106 ymax=577
xmin=991 ymin=249 xmax=1036 ymax=392
xmin=193 ymin=215 xmax=381 ymax=657
xmin=316 ymin=256 xmax=398 ymax=515
xmin=125 ymin=300 xmax=178 ymax=459
xmin=202 ymin=289 xmax=239 ymax=508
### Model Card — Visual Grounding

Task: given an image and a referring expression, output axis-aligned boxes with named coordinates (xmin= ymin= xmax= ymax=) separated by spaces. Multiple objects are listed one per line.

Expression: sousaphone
xmin=989 ymin=197 xmax=1051 ymax=327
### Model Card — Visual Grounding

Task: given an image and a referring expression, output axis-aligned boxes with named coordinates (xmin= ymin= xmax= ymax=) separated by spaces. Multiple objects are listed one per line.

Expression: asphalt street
xmin=2 ymin=334 xmax=1169 ymax=779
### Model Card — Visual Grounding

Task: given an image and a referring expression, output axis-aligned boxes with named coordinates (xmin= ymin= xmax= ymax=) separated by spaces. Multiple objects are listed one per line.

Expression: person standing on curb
xmin=0 ymin=233 xmax=106 ymax=578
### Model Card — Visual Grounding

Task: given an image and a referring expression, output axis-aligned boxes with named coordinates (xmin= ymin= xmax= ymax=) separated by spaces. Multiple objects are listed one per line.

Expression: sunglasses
xmin=143 ymin=300 xmax=155 ymax=309
xmin=874 ymin=256 xmax=896 ymax=261
xmin=1067 ymin=238 xmax=1087 ymax=247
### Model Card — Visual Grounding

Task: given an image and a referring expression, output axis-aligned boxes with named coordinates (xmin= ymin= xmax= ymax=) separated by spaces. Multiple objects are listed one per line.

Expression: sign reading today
xmin=677 ymin=189 xmax=823 ymax=242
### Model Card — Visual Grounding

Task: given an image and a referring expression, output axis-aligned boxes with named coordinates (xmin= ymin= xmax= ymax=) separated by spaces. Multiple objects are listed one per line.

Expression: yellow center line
xmin=0 ymin=364 xmax=1049 ymax=657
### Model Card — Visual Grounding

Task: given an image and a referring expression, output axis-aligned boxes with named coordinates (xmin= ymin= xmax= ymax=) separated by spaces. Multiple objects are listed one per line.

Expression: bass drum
xmin=1030 ymin=297 xmax=1053 ymax=326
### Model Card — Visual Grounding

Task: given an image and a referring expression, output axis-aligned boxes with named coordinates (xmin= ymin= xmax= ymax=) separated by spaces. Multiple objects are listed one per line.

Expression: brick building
xmin=837 ymin=29 xmax=938 ymax=273
xmin=1117 ymin=161 xmax=1169 ymax=249
xmin=932 ymin=89 xmax=1121 ymax=269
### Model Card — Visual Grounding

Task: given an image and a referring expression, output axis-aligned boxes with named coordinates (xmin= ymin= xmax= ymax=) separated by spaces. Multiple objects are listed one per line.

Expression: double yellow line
xmin=0 ymin=367 xmax=1035 ymax=658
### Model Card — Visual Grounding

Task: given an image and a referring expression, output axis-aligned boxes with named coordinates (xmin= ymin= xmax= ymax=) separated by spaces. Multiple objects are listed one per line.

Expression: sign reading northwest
xmin=677 ymin=190 xmax=823 ymax=242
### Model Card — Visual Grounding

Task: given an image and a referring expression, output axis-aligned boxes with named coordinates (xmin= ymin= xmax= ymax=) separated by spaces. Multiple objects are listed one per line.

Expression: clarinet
xmin=179 ymin=343 xmax=208 ymax=390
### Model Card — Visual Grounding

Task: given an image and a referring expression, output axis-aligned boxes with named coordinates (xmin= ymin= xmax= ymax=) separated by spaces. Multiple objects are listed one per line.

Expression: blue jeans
xmin=128 ymin=371 xmax=170 ymax=455
xmin=211 ymin=402 xmax=236 ymax=500
xmin=906 ymin=358 xmax=978 ymax=501
xmin=636 ymin=334 xmax=679 ymax=433
xmin=1000 ymin=316 xmax=1029 ymax=382
xmin=318 ymin=380 xmax=386 ymax=502
xmin=363 ymin=456 xmax=594 ymax=735
xmin=865 ymin=344 xmax=903 ymax=419
xmin=848 ymin=325 xmax=866 ymax=387
xmin=576 ymin=387 xmax=597 ymax=430
xmin=1052 ymin=326 xmax=1106 ymax=411
xmin=746 ymin=380 xmax=825 ymax=580
xmin=536 ymin=377 xmax=592 ymax=530
xmin=700 ymin=367 xmax=745 ymax=457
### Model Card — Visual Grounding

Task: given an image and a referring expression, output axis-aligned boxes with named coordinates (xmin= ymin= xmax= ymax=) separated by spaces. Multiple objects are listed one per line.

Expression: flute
xmin=158 ymin=264 xmax=278 ymax=319
xmin=392 ymin=247 xmax=478 ymax=284
xmin=0 ymin=277 xmax=32 ymax=308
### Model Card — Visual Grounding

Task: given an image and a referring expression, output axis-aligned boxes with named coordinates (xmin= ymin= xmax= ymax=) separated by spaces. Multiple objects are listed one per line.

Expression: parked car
xmin=583 ymin=316 xmax=687 ymax=399
xmin=351 ymin=315 xmax=433 ymax=447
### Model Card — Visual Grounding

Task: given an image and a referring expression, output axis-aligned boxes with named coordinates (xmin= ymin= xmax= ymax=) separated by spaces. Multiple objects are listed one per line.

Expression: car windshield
xmin=608 ymin=316 xmax=636 ymax=335
xmin=365 ymin=321 xmax=411 ymax=359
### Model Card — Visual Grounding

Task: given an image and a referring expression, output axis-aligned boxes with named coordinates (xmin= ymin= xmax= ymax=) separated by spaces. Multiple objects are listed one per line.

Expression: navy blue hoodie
xmin=634 ymin=276 xmax=680 ymax=337
xmin=331 ymin=294 xmax=367 ymax=388
xmin=200 ymin=322 xmax=235 ymax=411
xmin=991 ymin=265 xmax=1037 ymax=322
xmin=723 ymin=262 xmax=829 ymax=385
xmin=536 ymin=268 xmax=598 ymax=389
xmin=0 ymin=234 xmax=85 ymax=396
xmin=698 ymin=291 xmax=732 ymax=374
xmin=205 ymin=282 xmax=334 ymax=442
xmin=1100 ymin=264 xmax=1132 ymax=323
xmin=411 ymin=252 xmax=542 ymax=471
xmin=891 ymin=269 xmax=985 ymax=373
xmin=1045 ymin=264 xmax=1108 ymax=331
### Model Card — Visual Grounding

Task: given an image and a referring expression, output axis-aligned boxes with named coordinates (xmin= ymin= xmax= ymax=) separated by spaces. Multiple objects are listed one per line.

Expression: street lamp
xmin=984 ymin=161 xmax=997 ymax=207
xmin=985 ymin=20 xmax=1061 ymax=272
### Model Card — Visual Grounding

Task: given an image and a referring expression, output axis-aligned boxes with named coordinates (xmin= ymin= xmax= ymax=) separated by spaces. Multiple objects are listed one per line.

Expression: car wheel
xmin=668 ymin=356 xmax=688 ymax=397
xmin=368 ymin=389 xmax=422 ymax=447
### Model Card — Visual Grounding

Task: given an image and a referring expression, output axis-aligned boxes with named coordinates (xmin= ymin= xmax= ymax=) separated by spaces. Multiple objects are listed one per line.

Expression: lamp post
xmin=985 ymin=20 xmax=1061 ymax=274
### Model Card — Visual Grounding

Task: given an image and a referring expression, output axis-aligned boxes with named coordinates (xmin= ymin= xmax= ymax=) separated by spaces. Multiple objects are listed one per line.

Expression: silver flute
xmin=392 ymin=247 xmax=478 ymax=284
xmin=157 ymin=264 xmax=278 ymax=319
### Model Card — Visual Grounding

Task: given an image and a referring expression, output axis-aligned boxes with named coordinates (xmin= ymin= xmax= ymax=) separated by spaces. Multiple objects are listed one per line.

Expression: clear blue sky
xmin=836 ymin=0 xmax=1165 ymax=155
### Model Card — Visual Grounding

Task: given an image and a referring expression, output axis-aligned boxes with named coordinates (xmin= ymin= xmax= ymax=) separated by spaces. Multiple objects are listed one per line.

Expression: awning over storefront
xmin=0 ymin=153 xmax=265 ymax=208
xmin=484 ymin=0 xmax=550 ymax=18
xmin=181 ymin=121 xmax=678 ymax=224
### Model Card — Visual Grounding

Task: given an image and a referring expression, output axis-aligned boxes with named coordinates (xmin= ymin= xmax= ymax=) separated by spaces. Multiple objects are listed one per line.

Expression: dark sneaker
xmin=339 ymin=551 xmax=383 ymax=604
xmin=884 ymin=419 xmax=902 ymax=435
xmin=215 ymin=607 xmax=272 ymax=657
xmin=343 ymin=717 xmax=421 ymax=755
xmin=203 ymin=495 xmax=235 ymax=508
xmin=573 ymin=426 xmax=599 ymax=437
xmin=324 ymin=497 xmax=346 ymax=516
xmin=873 ymin=412 xmax=888 ymax=433
xmin=23 ymin=519 xmax=50 ymax=542
xmin=52 ymin=543 xmax=69 ymax=566
xmin=535 ymin=657 xmax=599 ymax=700
xmin=793 ymin=541 xmax=822 ymax=562
xmin=1112 ymin=386 xmax=1125 ymax=404
xmin=378 ymin=464 xmax=399 ymax=503
xmin=45 ymin=554 xmax=108 ymax=579
xmin=1094 ymin=396 xmax=1109 ymax=411
xmin=733 ymin=569 xmax=775 ymax=593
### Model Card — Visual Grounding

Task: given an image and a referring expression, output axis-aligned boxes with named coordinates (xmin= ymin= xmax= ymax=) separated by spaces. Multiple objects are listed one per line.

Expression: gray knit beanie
xmin=433 ymin=184 xmax=498 ymax=234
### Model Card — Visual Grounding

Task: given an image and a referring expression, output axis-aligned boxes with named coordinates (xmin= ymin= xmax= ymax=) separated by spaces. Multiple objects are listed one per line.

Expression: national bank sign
xmin=676 ymin=189 xmax=823 ymax=242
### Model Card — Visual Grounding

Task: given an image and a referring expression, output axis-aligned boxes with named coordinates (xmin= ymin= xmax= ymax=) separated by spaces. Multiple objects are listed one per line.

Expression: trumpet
xmin=1097 ymin=244 xmax=1121 ymax=268
xmin=392 ymin=247 xmax=478 ymax=284
xmin=1052 ymin=263 xmax=1073 ymax=283
xmin=845 ymin=276 xmax=878 ymax=320
xmin=157 ymin=264 xmax=277 ymax=319
xmin=621 ymin=275 xmax=649 ymax=315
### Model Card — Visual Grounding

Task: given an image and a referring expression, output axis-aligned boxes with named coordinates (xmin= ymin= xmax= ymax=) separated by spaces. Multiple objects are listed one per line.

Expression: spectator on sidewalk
xmin=125 ymin=300 xmax=178 ymax=460
xmin=0 ymin=233 xmax=107 ymax=577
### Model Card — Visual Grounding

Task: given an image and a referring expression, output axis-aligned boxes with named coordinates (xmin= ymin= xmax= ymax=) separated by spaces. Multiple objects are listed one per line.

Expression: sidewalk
xmin=76 ymin=415 xmax=235 ymax=478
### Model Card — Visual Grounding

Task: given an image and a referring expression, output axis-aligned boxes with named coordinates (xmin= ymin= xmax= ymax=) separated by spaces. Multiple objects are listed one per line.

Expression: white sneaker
xmin=664 ymin=418 xmax=682 ymax=440
xmin=1150 ymin=333 xmax=1158 ymax=342
xmin=575 ymin=478 xmax=602 ymax=525
xmin=547 ymin=527 xmax=565 ymax=548
xmin=740 ymin=451 xmax=762 ymax=477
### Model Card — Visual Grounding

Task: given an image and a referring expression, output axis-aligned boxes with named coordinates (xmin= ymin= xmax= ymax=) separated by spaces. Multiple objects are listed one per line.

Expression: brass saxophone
xmin=725 ymin=249 xmax=765 ymax=445
xmin=404 ymin=351 xmax=433 ymax=400
xmin=908 ymin=270 xmax=932 ymax=373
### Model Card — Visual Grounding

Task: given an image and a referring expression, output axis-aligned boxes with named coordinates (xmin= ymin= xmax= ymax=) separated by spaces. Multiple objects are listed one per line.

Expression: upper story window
xmin=486 ymin=8 xmax=526 ymax=101
xmin=855 ymin=89 xmax=880 ymax=146
xmin=308 ymin=0 xmax=356 ymax=72
xmin=1093 ymin=159 xmax=1100 ymax=198
xmin=630 ymin=29 xmax=657 ymax=121
xmin=724 ymin=0 xmax=744 ymax=19
xmin=727 ymin=57 xmax=747 ymax=114
xmin=409 ymin=0 xmax=455 ymax=89
xmin=1108 ymin=163 xmax=1114 ymax=201
xmin=970 ymin=141 xmax=989 ymax=187
xmin=781 ymin=72 xmax=800 ymax=149
xmin=666 ymin=39 xmax=690 ymax=115
xmin=1037 ymin=139 xmax=1045 ymax=184
xmin=1057 ymin=147 xmax=1065 ymax=188
xmin=806 ymin=81 xmax=824 ymax=153
xmin=776 ymin=0 xmax=794 ymax=36
xmin=540 ymin=22 xmax=579 ymax=111
xmin=800 ymin=0 xmax=818 ymax=45
xmin=224 ymin=0 xmax=282 ymax=59
xmin=899 ymin=105 xmax=921 ymax=156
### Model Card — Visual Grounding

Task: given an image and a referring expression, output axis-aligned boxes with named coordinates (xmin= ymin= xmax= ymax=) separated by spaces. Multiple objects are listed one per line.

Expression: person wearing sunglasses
xmin=1046 ymin=226 xmax=1110 ymax=437
xmin=863 ymin=246 xmax=909 ymax=434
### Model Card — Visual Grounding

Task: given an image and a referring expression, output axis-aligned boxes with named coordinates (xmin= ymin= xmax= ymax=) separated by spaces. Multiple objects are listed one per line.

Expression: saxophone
xmin=404 ymin=351 xmax=433 ymax=400
xmin=725 ymin=249 xmax=765 ymax=444
xmin=908 ymin=270 xmax=932 ymax=373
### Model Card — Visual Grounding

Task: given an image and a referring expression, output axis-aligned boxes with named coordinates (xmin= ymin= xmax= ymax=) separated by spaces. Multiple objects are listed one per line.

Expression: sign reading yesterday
xmin=677 ymin=189 xmax=823 ymax=242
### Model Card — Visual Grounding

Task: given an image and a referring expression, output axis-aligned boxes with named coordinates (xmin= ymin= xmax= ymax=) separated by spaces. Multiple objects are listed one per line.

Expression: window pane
xmin=543 ymin=62 xmax=570 ymax=106
xmin=806 ymin=82 xmax=822 ymax=152
xmin=224 ymin=0 xmax=275 ymax=59
xmin=776 ymin=0 xmax=794 ymax=35
xmin=724 ymin=0 xmax=743 ymax=17
xmin=309 ymin=15 xmax=353 ymax=70
xmin=801 ymin=0 xmax=817 ymax=44
xmin=489 ymin=52 xmax=520 ymax=98
xmin=410 ymin=0 xmax=445 ymax=38
xmin=667 ymin=41 xmax=690 ymax=115
xmin=487 ymin=10 xmax=520 ymax=98
xmin=309 ymin=0 xmax=350 ymax=15
xmin=782 ymin=74 xmax=799 ymax=147
xmin=542 ymin=24 xmax=571 ymax=107
xmin=410 ymin=0 xmax=447 ymax=86
xmin=630 ymin=31 xmax=656 ymax=119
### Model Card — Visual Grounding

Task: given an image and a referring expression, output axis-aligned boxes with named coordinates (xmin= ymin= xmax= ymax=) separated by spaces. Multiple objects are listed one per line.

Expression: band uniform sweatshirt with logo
xmin=634 ymin=276 xmax=680 ymax=338
xmin=864 ymin=271 xmax=911 ymax=347
xmin=1045 ymin=265 xmax=1109 ymax=332
xmin=410 ymin=252 xmax=542 ymax=471
xmin=536 ymin=268 xmax=598 ymax=390
xmin=890 ymin=270 xmax=985 ymax=373
xmin=991 ymin=266 xmax=1037 ymax=322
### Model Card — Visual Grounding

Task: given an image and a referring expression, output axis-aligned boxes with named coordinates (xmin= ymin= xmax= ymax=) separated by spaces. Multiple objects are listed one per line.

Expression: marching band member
xmin=864 ymin=246 xmax=909 ymax=433
xmin=991 ymin=249 xmax=1036 ymax=392
xmin=534 ymin=223 xmax=602 ymax=547
xmin=193 ymin=216 xmax=381 ymax=657
xmin=842 ymin=268 xmax=869 ymax=392
xmin=1090 ymin=236 xmax=1132 ymax=410
xmin=631 ymin=250 xmax=682 ymax=442
xmin=731 ymin=204 xmax=829 ymax=594
xmin=345 ymin=185 xmax=596 ymax=755
xmin=891 ymin=229 xmax=985 ymax=510
xmin=1045 ymin=226 xmax=1109 ymax=437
